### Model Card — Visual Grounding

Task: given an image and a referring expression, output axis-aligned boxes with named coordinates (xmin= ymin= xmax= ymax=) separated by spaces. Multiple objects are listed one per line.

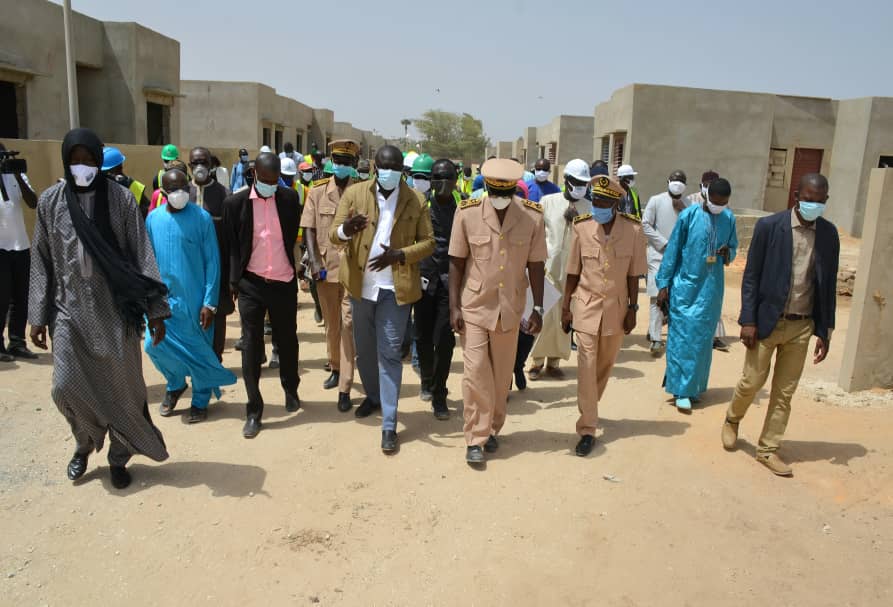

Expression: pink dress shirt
xmin=245 ymin=186 xmax=295 ymax=282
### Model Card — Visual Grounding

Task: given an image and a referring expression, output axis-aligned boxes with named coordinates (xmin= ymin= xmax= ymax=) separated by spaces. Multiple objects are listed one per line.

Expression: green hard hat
xmin=323 ymin=159 xmax=334 ymax=175
xmin=161 ymin=144 xmax=179 ymax=161
xmin=411 ymin=153 xmax=434 ymax=174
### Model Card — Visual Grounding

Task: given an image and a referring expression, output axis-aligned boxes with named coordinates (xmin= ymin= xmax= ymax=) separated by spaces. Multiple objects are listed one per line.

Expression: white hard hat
xmin=280 ymin=157 xmax=297 ymax=176
xmin=616 ymin=164 xmax=637 ymax=177
xmin=260 ymin=145 xmax=273 ymax=154
xmin=564 ymin=159 xmax=590 ymax=182
xmin=403 ymin=151 xmax=419 ymax=169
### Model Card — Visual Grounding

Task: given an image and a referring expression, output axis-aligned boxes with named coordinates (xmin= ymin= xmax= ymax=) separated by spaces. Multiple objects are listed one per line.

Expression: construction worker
xmin=448 ymin=158 xmax=547 ymax=465
xmin=410 ymin=153 xmax=434 ymax=195
xmin=562 ymin=175 xmax=647 ymax=456
xmin=616 ymin=164 xmax=642 ymax=221
xmin=301 ymin=140 xmax=360 ymax=410
xmin=153 ymin=144 xmax=180 ymax=191
xmin=102 ymin=147 xmax=150 ymax=218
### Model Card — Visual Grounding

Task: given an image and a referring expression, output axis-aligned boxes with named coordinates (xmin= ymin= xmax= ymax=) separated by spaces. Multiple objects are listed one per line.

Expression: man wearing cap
xmin=329 ymin=144 xmax=435 ymax=453
xmin=231 ymin=148 xmax=250 ymax=191
xmin=102 ymin=147 xmax=150 ymax=218
xmin=562 ymin=175 xmax=647 ymax=456
xmin=303 ymin=140 xmax=360 ymax=407
xmin=527 ymin=158 xmax=561 ymax=203
xmin=616 ymin=164 xmax=642 ymax=222
xmin=449 ymin=158 xmax=547 ymax=465
xmin=189 ymin=147 xmax=233 ymax=360
xmin=153 ymin=144 xmax=180 ymax=191
xmin=641 ymin=169 xmax=692 ymax=356
xmin=527 ymin=158 xmax=592 ymax=381
xmin=410 ymin=154 xmax=434 ymax=195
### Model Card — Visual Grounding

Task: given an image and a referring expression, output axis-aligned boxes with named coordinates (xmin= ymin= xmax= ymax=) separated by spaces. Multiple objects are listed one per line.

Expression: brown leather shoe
xmin=527 ymin=365 xmax=544 ymax=381
xmin=721 ymin=418 xmax=739 ymax=450
xmin=544 ymin=366 xmax=565 ymax=379
xmin=756 ymin=453 xmax=793 ymax=477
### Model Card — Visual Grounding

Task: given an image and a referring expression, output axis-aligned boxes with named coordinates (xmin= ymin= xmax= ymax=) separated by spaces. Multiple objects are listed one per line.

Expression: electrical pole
xmin=63 ymin=0 xmax=80 ymax=129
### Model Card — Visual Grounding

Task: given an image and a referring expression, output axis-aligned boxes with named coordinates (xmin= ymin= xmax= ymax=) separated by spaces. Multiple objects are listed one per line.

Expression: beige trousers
xmin=726 ymin=319 xmax=813 ymax=454
xmin=575 ymin=331 xmax=625 ymax=436
xmin=338 ymin=289 xmax=355 ymax=393
xmin=460 ymin=321 xmax=519 ymax=446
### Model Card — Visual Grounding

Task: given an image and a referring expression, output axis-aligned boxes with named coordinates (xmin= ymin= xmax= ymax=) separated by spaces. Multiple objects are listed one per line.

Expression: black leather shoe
xmin=466 ymin=446 xmax=484 ymax=464
xmin=575 ymin=435 xmax=595 ymax=457
xmin=242 ymin=416 xmax=261 ymax=438
xmin=484 ymin=435 xmax=499 ymax=453
xmin=109 ymin=466 xmax=131 ymax=489
xmin=188 ymin=406 xmax=208 ymax=424
xmin=7 ymin=345 xmax=38 ymax=360
xmin=323 ymin=371 xmax=340 ymax=390
xmin=67 ymin=452 xmax=89 ymax=481
xmin=0 ymin=352 xmax=13 ymax=362
xmin=381 ymin=430 xmax=398 ymax=453
xmin=354 ymin=398 xmax=380 ymax=418
xmin=159 ymin=386 xmax=188 ymax=417
xmin=234 ymin=337 xmax=245 ymax=351
xmin=419 ymin=388 xmax=433 ymax=402
xmin=337 ymin=392 xmax=353 ymax=412
xmin=269 ymin=352 xmax=280 ymax=369
xmin=432 ymin=400 xmax=450 ymax=421
xmin=285 ymin=393 xmax=301 ymax=413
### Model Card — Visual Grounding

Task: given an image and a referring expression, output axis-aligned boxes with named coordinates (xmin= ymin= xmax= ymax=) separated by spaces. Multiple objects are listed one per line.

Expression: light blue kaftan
xmin=656 ymin=204 xmax=738 ymax=398
xmin=144 ymin=203 xmax=236 ymax=407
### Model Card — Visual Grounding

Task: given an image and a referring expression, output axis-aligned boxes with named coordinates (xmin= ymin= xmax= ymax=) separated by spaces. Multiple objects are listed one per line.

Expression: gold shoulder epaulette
xmin=573 ymin=213 xmax=592 ymax=224
xmin=459 ymin=198 xmax=482 ymax=209
xmin=618 ymin=212 xmax=641 ymax=223
xmin=312 ymin=177 xmax=331 ymax=188
xmin=523 ymin=199 xmax=543 ymax=213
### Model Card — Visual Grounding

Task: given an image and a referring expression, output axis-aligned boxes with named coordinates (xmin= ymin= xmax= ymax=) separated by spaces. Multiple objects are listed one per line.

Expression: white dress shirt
xmin=0 ymin=173 xmax=33 ymax=251
xmin=338 ymin=186 xmax=398 ymax=302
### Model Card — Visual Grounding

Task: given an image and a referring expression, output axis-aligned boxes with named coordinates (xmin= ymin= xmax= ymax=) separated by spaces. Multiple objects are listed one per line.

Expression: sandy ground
xmin=2 ymin=262 xmax=892 ymax=606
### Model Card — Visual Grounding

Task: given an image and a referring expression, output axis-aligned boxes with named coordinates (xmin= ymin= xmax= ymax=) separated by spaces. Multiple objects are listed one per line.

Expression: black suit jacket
xmin=191 ymin=181 xmax=234 ymax=315
xmin=738 ymin=210 xmax=839 ymax=342
xmin=223 ymin=185 xmax=301 ymax=286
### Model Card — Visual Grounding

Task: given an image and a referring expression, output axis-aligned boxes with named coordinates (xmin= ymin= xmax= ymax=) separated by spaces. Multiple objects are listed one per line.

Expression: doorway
xmin=788 ymin=148 xmax=823 ymax=208
xmin=0 ymin=81 xmax=21 ymax=138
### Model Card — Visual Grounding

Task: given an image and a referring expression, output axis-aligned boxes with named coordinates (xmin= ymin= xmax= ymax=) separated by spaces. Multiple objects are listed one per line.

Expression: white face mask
xmin=668 ymin=180 xmax=686 ymax=196
xmin=70 ymin=164 xmax=98 ymax=187
xmin=701 ymin=185 xmax=709 ymax=198
xmin=301 ymin=171 xmax=314 ymax=182
xmin=534 ymin=170 xmax=550 ymax=182
xmin=706 ymin=198 xmax=725 ymax=215
xmin=568 ymin=184 xmax=588 ymax=200
xmin=413 ymin=178 xmax=431 ymax=194
xmin=166 ymin=189 xmax=190 ymax=209
xmin=489 ymin=195 xmax=512 ymax=210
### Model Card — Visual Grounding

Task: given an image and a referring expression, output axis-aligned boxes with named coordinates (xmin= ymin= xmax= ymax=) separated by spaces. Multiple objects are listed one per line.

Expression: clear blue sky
xmin=54 ymin=0 xmax=893 ymax=143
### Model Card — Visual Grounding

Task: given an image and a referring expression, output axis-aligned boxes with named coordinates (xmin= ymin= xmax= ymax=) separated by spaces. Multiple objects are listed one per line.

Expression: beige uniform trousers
xmin=460 ymin=321 xmax=519 ymax=446
xmin=726 ymin=318 xmax=813 ymax=454
xmin=575 ymin=330 xmax=625 ymax=436
xmin=316 ymin=281 xmax=355 ymax=393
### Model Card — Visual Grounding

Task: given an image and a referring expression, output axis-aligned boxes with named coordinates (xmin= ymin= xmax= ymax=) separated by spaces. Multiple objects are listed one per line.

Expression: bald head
xmin=161 ymin=168 xmax=188 ymax=192
xmin=255 ymin=152 xmax=280 ymax=186
xmin=800 ymin=172 xmax=828 ymax=192
xmin=795 ymin=173 xmax=829 ymax=211
xmin=375 ymin=145 xmax=403 ymax=171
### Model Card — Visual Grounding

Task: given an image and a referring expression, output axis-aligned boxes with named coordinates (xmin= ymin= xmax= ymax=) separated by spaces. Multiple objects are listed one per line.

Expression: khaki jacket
xmin=300 ymin=177 xmax=352 ymax=283
xmin=329 ymin=179 xmax=435 ymax=305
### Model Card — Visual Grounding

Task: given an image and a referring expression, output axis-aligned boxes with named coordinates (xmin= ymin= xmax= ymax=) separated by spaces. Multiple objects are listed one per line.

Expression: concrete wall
xmin=495 ymin=141 xmax=513 ymax=159
xmin=180 ymin=81 xmax=260 ymax=149
xmin=311 ymin=109 xmax=335 ymax=152
xmin=593 ymin=84 xmax=635 ymax=162
xmin=839 ymin=169 xmax=893 ymax=391
xmin=0 ymin=0 xmax=180 ymax=143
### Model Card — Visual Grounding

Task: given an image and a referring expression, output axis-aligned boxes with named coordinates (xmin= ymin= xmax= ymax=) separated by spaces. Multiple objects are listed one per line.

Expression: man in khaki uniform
xmin=301 ymin=139 xmax=360 ymax=412
xmin=562 ymin=175 xmax=647 ymax=457
xmin=449 ymin=158 xmax=547 ymax=465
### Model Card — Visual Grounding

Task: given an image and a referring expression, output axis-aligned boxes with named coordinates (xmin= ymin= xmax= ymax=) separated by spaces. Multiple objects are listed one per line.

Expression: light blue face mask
xmin=332 ymin=163 xmax=353 ymax=180
xmin=591 ymin=204 xmax=616 ymax=224
xmin=798 ymin=201 xmax=826 ymax=222
xmin=254 ymin=180 xmax=277 ymax=198
xmin=377 ymin=169 xmax=402 ymax=190
xmin=406 ymin=175 xmax=414 ymax=188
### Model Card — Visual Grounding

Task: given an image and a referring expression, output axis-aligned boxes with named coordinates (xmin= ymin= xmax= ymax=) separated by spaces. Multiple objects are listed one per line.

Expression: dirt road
xmin=2 ymin=267 xmax=891 ymax=606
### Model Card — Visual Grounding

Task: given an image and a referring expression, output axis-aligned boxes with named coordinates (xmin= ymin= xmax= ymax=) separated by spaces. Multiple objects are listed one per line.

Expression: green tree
xmin=413 ymin=110 xmax=490 ymax=163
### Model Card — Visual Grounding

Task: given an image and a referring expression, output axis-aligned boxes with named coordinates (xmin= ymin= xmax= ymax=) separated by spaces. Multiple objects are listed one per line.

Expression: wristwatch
xmin=532 ymin=305 xmax=545 ymax=316
xmin=206 ymin=305 xmax=217 ymax=314
xmin=627 ymin=304 xmax=639 ymax=311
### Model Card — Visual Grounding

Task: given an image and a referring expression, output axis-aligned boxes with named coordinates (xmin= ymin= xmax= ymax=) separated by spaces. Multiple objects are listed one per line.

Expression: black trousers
xmin=515 ymin=331 xmax=535 ymax=376
xmin=238 ymin=273 xmax=299 ymax=418
xmin=413 ymin=285 xmax=455 ymax=403
xmin=0 ymin=249 xmax=29 ymax=350
xmin=213 ymin=313 xmax=228 ymax=361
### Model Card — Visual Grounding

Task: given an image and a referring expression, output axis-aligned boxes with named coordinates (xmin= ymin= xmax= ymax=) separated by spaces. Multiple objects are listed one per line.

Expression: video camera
xmin=0 ymin=149 xmax=27 ymax=174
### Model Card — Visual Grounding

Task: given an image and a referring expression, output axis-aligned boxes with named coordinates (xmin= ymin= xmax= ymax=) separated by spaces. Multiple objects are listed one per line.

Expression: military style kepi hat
xmin=481 ymin=158 xmax=523 ymax=189
xmin=590 ymin=175 xmax=624 ymax=201
xmin=328 ymin=139 xmax=360 ymax=157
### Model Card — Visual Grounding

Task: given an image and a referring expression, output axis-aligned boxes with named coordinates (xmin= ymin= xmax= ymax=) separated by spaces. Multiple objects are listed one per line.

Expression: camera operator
xmin=0 ymin=142 xmax=39 ymax=361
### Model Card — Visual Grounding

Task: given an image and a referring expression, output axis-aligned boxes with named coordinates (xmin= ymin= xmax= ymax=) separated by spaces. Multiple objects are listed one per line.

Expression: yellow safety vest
xmin=129 ymin=179 xmax=146 ymax=204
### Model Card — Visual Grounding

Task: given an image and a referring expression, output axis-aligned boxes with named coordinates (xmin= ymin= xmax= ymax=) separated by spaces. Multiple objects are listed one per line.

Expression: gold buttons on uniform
xmin=499 ymin=265 xmax=504 ymax=270
xmin=499 ymin=282 xmax=504 ymax=288
xmin=500 ymin=250 xmax=506 ymax=255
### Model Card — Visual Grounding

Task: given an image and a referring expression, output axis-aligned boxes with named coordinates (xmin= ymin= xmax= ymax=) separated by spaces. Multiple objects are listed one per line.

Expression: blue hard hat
xmin=102 ymin=146 xmax=126 ymax=171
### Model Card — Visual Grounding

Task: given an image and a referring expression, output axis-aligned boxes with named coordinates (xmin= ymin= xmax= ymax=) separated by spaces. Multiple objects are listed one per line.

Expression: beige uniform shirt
xmin=301 ymin=177 xmax=350 ymax=283
xmin=784 ymin=209 xmax=816 ymax=316
xmin=566 ymin=214 xmax=648 ymax=336
xmin=449 ymin=196 xmax=548 ymax=332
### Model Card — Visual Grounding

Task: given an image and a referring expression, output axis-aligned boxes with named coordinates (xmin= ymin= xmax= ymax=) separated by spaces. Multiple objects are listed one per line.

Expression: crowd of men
xmin=0 ymin=128 xmax=839 ymax=488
